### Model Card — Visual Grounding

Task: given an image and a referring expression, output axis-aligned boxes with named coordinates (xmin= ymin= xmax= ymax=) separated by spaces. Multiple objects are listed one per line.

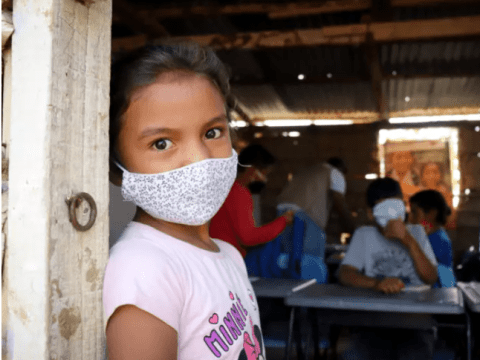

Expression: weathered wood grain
xmin=6 ymin=0 xmax=111 ymax=358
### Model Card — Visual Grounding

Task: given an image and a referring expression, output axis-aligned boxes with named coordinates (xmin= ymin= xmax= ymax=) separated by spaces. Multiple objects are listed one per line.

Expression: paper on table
xmin=292 ymin=278 xmax=317 ymax=293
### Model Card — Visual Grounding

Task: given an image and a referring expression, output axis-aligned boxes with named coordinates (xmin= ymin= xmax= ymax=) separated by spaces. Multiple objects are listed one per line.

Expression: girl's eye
xmin=205 ymin=128 xmax=223 ymax=139
xmin=152 ymin=139 xmax=172 ymax=151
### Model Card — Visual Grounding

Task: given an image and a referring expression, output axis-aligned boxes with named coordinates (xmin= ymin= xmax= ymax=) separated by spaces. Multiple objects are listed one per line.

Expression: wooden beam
xmin=369 ymin=16 xmax=480 ymax=42
xmin=5 ymin=0 xmax=111 ymax=358
xmin=138 ymin=0 xmax=479 ymax=19
xmin=365 ymin=1 xmax=390 ymax=121
xmin=138 ymin=1 xmax=372 ymax=19
xmin=114 ymin=0 xmax=169 ymax=39
xmin=112 ymin=34 xmax=147 ymax=53
xmin=392 ymin=0 xmax=480 ymax=7
xmin=142 ymin=15 xmax=480 ymax=51
xmin=268 ymin=0 xmax=371 ymax=19
xmin=113 ymin=29 xmax=365 ymax=52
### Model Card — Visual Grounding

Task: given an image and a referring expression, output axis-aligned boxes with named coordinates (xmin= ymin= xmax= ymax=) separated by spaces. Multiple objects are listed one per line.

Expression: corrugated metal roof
xmin=112 ymin=0 xmax=480 ymax=122
xmin=232 ymin=82 xmax=377 ymax=119
xmin=385 ymin=76 xmax=480 ymax=112
xmin=381 ymin=41 xmax=480 ymax=75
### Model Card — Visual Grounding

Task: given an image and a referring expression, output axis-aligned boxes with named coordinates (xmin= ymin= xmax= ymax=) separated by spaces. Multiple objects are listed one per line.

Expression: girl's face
xmin=116 ymin=72 xmax=232 ymax=174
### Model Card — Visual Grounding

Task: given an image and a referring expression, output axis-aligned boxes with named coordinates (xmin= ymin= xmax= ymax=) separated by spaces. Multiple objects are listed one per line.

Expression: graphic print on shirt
xmin=203 ymin=290 xmax=264 ymax=359
xmin=371 ymin=248 xmax=420 ymax=285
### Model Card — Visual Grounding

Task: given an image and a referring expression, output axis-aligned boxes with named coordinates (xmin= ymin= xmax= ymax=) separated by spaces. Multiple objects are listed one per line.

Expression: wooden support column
xmin=5 ymin=0 xmax=111 ymax=359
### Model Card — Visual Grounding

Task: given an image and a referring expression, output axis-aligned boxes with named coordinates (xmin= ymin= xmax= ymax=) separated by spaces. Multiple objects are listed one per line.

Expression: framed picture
xmin=378 ymin=128 xmax=460 ymax=228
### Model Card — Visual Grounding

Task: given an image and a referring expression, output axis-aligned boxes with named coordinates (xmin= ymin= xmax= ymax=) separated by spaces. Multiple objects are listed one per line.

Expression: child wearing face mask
xmin=338 ymin=178 xmax=438 ymax=360
xmin=209 ymin=144 xmax=294 ymax=257
xmin=103 ymin=43 xmax=267 ymax=360
xmin=410 ymin=190 xmax=454 ymax=285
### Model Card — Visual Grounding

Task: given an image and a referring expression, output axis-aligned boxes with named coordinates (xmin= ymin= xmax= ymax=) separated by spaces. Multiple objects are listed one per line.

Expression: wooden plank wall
xmin=4 ymin=0 xmax=111 ymax=358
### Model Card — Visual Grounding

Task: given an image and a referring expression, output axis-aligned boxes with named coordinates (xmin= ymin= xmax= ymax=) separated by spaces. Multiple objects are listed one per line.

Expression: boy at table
xmin=338 ymin=177 xmax=438 ymax=360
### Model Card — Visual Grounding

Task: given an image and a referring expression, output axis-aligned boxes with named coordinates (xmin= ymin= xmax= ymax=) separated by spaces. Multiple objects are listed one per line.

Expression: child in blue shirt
xmin=409 ymin=190 xmax=453 ymax=268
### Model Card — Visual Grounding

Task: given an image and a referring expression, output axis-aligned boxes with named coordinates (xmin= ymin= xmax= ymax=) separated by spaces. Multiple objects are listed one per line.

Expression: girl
xmin=103 ymin=43 xmax=266 ymax=360
xmin=409 ymin=190 xmax=453 ymax=269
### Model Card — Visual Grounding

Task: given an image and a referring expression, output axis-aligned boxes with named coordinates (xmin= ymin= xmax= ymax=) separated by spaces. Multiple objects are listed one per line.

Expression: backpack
xmin=245 ymin=208 xmax=328 ymax=283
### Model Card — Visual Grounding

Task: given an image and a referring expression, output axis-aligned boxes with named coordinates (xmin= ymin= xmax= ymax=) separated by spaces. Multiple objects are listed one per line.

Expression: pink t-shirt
xmin=103 ymin=222 xmax=265 ymax=360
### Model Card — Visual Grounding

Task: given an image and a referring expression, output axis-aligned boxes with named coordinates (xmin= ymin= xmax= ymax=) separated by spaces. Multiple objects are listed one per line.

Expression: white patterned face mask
xmin=116 ymin=151 xmax=238 ymax=226
xmin=373 ymin=198 xmax=406 ymax=228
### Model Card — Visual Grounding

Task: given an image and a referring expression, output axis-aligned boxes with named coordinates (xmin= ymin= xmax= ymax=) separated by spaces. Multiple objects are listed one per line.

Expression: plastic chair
xmin=245 ymin=206 xmax=328 ymax=284
xmin=434 ymin=264 xmax=456 ymax=288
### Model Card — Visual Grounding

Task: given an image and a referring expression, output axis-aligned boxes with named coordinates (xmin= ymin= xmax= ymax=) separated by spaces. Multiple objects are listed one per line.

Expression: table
xmin=284 ymin=284 xmax=470 ymax=360
xmin=250 ymin=278 xmax=317 ymax=359
xmin=458 ymin=282 xmax=480 ymax=312
xmin=250 ymin=278 xmax=316 ymax=298
xmin=458 ymin=282 xmax=480 ymax=359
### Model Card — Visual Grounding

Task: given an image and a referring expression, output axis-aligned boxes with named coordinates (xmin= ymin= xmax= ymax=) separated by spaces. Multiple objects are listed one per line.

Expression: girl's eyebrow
xmin=138 ymin=115 xmax=228 ymax=140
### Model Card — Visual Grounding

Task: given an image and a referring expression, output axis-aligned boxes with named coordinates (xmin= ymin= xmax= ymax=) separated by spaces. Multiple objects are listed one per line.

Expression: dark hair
xmin=366 ymin=177 xmax=402 ymax=208
xmin=238 ymin=144 xmax=276 ymax=172
xmin=410 ymin=190 xmax=451 ymax=225
xmin=327 ymin=157 xmax=347 ymax=174
xmin=109 ymin=42 xmax=232 ymax=159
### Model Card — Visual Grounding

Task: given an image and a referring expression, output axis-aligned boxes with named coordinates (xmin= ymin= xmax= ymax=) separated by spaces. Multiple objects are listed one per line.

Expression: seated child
xmin=409 ymin=190 xmax=453 ymax=269
xmin=338 ymin=178 xmax=438 ymax=360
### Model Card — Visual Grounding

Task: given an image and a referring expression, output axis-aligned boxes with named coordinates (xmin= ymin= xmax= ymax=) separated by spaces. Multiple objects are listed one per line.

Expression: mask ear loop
xmin=238 ymin=162 xmax=252 ymax=168
xmin=112 ymin=157 xmax=127 ymax=173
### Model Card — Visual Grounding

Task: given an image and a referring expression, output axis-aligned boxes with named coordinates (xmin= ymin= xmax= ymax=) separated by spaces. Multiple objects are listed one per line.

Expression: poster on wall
xmin=384 ymin=140 xmax=453 ymax=209
xmin=379 ymin=128 xmax=459 ymax=229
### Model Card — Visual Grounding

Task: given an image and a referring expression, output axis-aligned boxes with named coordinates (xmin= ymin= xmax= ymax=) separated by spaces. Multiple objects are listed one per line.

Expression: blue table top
xmin=285 ymin=283 xmax=464 ymax=314
xmin=457 ymin=282 xmax=480 ymax=313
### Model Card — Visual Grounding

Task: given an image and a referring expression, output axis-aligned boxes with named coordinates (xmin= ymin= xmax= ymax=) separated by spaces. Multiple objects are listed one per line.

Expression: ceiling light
xmin=230 ymin=120 xmax=248 ymax=128
xmin=389 ymin=114 xmax=480 ymax=124
xmin=405 ymin=96 xmax=411 ymax=102
xmin=326 ymin=73 xmax=332 ymax=79
xmin=365 ymin=173 xmax=378 ymax=180
xmin=313 ymin=119 xmax=354 ymax=126
xmin=263 ymin=119 xmax=313 ymax=127
xmin=465 ymin=189 xmax=471 ymax=195
xmin=475 ymin=126 xmax=480 ymax=132
xmin=392 ymin=70 xmax=397 ymax=76
xmin=298 ymin=74 xmax=305 ymax=80
xmin=288 ymin=131 xmax=300 ymax=137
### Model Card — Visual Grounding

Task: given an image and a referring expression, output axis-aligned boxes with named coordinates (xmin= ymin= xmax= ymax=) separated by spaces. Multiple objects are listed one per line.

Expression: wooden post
xmin=4 ymin=0 xmax=111 ymax=358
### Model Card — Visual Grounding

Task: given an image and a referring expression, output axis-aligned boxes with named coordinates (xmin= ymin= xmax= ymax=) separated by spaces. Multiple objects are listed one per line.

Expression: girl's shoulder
xmin=109 ymin=222 xmax=182 ymax=267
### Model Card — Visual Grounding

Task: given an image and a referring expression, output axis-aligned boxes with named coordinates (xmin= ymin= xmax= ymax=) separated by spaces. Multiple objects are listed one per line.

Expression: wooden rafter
xmin=136 ymin=0 xmax=480 ymax=19
xmin=112 ymin=15 xmax=480 ymax=52
xmin=137 ymin=1 xmax=372 ymax=19
xmin=365 ymin=0 xmax=390 ymax=121
xmin=114 ymin=0 xmax=169 ymax=38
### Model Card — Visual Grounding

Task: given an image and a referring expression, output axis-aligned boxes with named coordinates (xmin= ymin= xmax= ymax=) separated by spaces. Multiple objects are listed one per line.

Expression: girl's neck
xmin=424 ymin=222 xmax=441 ymax=235
xmin=133 ymin=208 xmax=219 ymax=252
